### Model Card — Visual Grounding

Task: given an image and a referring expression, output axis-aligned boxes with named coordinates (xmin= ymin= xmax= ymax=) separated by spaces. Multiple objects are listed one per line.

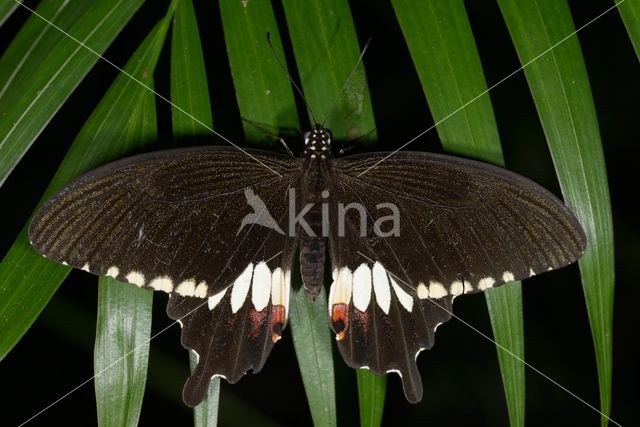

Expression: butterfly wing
xmin=166 ymin=260 xmax=291 ymax=406
xmin=30 ymin=146 xmax=299 ymax=296
xmin=327 ymin=151 xmax=586 ymax=402
xmin=29 ymin=146 xmax=300 ymax=406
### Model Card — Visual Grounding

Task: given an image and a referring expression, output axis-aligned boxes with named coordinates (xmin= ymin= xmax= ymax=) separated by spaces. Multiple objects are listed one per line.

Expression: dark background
xmin=1 ymin=0 xmax=637 ymax=425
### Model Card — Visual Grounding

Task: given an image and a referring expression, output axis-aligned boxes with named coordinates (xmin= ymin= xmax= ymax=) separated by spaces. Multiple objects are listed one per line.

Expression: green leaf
xmin=0 ymin=0 xmax=145 ymax=186
xmin=391 ymin=1 xmax=525 ymax=425
xmin=95 ymin=280 xmax=153 ymax=427
xmin=619 ymin=0 xmax=640 ymax=60
xmin=281 ymin=0 xmax=375 ymax=140
xmin=171 ymin=0 xmax=219 ymax=423
xmin=497 ymin=1 xmax=615 ymax=425
xmin=289 ymin=286 xmax=336 ymax=427
xmin=94 ymin=7 xmax=177 ymax=423
xmin=280 ymin=0 xmax=382 ymax=423
xmin=171 ymin=0 xmax=214 ymax=138
xmin=189 ymin=351 xmax=220 ymax=427
xmin=0 ymin=0 xmax=170 ymax=363
xmin=219 ymin=0 xmax=298 ymax=143
xmin=484 ymin=284 xmax=525 ymax=425
xmin=356 ymin=370 xmax=387 ymax=427
xmin=0 ymin=0 xmax=18 ymax=27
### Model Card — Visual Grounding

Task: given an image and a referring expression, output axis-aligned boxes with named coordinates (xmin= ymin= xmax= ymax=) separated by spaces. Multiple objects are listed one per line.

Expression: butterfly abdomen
xmin=299 ymin=202 xmax=326 ymax=302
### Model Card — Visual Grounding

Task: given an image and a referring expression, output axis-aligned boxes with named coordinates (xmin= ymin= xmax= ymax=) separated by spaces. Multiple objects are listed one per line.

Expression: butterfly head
xmin=303 ymin=125 xmax=332 ymax=160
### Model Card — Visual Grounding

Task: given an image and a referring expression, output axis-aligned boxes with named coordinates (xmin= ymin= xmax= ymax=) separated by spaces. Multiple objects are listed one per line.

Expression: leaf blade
xmin=189 ymin=351 xmax=220 ymax=427
xmin=289 ymin=286 xmax=337 ymax=427
xmin=95 ymin=280 xmax=153 ymax=427
xmin=0 ymin=0 xmax=145 ymax=186
xmin=171 ymin=0 xmax=214 ymax=138
xmin=497 ymin=1 xmax=615 ymax=424
xmin=356 ymin=370 xmax=387 ymax=427
xmin=282 ymin=0 xmax=375 ymax=140
xmin=219 ymin=0 xmax=298 ymax=143
xmin=218 ymin=1 xmax=338 ymax=424
xmin=619 ymin=0 xmax=640 ymax=60
xmin=391 ymin=1 xmax=525 ymax=425
xmin=0 ymin=0 xmax=18 ymax=27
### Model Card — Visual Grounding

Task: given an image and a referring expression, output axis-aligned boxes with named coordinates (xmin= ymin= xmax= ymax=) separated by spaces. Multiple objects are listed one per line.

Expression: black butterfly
xmin=29 ymin=125 xmax=586 ymax=406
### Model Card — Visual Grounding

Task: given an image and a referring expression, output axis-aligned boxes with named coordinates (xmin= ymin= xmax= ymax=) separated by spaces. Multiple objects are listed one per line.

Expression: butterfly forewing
xmin=326 ymin=151 xmax=586 ymax=402
xmin=29 ymin=146 xmax=300 ymax=297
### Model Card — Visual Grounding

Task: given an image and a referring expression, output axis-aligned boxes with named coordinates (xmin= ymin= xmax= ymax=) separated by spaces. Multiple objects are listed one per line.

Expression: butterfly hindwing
xmin=328 ymin=262 xmax=455 ymax=403
xmin=166 ymin=259 xmax=292 ymax=407
xmin=327 ymin=151 xmax=586 ymax=401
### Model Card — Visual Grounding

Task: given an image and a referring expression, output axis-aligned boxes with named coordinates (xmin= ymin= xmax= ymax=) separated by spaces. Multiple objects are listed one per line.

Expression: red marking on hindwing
xmin=270 ymin=305 xmax=285 ymax=343
xmin=331 ymin=303 xmax=350 ymax=341
xmin=352 ymin=308 xmax=369 ymax=334
xmin=249 ymin=308 xmax=268 ymax=337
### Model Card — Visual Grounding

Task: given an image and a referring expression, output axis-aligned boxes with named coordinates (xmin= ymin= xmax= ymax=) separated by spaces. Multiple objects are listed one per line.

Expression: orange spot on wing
xmin=270 ymin=304 xmax=285 ymax=343
xmin=331 ymin=303 xmax=350 ymax=341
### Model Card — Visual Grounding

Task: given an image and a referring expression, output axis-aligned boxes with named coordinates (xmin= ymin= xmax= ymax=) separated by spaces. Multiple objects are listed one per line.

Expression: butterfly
xmin=28 ymin=124 xmax=586 ymax=406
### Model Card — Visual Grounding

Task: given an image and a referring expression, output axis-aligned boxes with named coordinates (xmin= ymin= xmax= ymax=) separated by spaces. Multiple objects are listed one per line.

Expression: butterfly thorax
xmin=302 ymin=124 xmax=332 ymax=161
xmin=299 ymin=125 xmax=332 ymax=301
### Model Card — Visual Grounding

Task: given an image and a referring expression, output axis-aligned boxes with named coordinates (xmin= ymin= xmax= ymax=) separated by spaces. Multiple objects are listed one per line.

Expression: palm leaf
xmin=219 ymin=0 xmax=298 ymax=140
xmin=497 ymin=1 xmax=615 ymax=425
xmin=391 ymin=1 xmax=525 ymax=425
xmin=171 ymin=0 xmax=219 ymax=423
xmin=0 ymin=0 xmax=18 ymax=26
xmin=619 ymin=0 xmax=640 ymax=59
xmin=0 ymin=0 xmax=145 ymax=185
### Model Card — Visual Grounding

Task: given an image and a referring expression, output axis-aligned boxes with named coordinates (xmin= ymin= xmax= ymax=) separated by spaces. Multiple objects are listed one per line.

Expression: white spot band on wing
xmin=372 ymin=262 xmax=391 ymax=314
xmin=428 ymin=281 xmax=447 ymax=299
xmin=175 ymin=279 xmax=196 ymax=296
xmin=502 ymin=271 xmax=515 ymax=283
xmin=230 ymin=263 xmax=254 ymax=313
xmin=416 ymin=283 xmax=429 ymax=299
xmin=331 ymin=267 xmax=353 ymax=304
xmin=478 ymin=277 xmax=496 ymax=290
xmin=208 ymin=289 xmax=227 ymax=310
xmin=389 ymin=275 xmax=413 ymax=312
xmin=106 ymin=266 xmax=119 ymax=278
xmin=352 ymin=263 xmax=372 ymax=312
xmin=252 ymin=262 xmax=272 ymax=311
xmin=149 ymin=276 xmax=173 ymax=293
xmin=194 ymin=282 xmax=208 ymax=298
xmin=125 ymin=271 xmax=146 ymax=288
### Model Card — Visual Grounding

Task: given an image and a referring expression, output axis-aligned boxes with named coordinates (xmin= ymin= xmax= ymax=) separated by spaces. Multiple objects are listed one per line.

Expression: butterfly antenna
xmin=241 ymin=117 xmax=295 ymax=157
xmin=267 ymin=32 xmax=318 ymax=124
xmin=321 ymin=38 xmax=372 ymax=128
xmin=338 ymin=127 xmax=377 ymax=155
